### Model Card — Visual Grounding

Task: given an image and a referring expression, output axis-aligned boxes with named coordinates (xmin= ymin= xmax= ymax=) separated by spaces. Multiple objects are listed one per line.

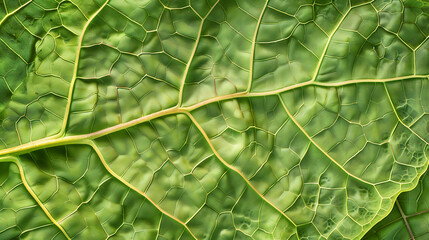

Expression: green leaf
xmin=363 ymin=170 xmax=429 ymax=240
xmin=0 ymin=0 xmax=428 ymax=239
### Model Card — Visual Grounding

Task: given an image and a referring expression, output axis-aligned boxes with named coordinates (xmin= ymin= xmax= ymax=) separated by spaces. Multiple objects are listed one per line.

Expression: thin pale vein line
xmin=0 ymin=0 xmax=33 ymax=26
xmin=88 ymin=141 xmax=198 ymax=240
xmin=12 ymin=157 xmax=71 ymax=240
xmin=279 ymin=96 xmax=374 ymax=186
xmin=0 ymin=75 xmax=427 ymax=157
xmin=247 ymin=0 xmax=269 ymax=92
xmin=383 ymin=83 xmax=429 ymax=145
xmin=0 ymin=38 xmax=28 ymax=64
xmin=311 ymin=7 xmax=351 ymax=82
xmin=396 ymin=200 xmax=415 ymax=240
xmin=177 ymin=0 xmax=219 ymax=106
xmin=184 ymin=111 xmax=298 ymax=227
xmin=59 ymin=0 xmax=110 ymax=137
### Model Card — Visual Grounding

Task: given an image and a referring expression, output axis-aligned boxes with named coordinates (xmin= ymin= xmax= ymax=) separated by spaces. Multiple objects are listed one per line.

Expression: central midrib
xmin=0 ymin=74 xmax=427 ymax=157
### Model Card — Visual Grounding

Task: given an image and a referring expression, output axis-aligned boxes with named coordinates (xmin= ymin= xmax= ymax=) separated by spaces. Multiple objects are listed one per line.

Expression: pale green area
xmin=363 ymin=170 xmax=429 ymax=240
xmin=0 ymin=0 xmax=428 ymax=239
xmin=0 ymin=161 xmax=66 ymax=239
xmin=18 ymin=145 xmax=192 ymax=239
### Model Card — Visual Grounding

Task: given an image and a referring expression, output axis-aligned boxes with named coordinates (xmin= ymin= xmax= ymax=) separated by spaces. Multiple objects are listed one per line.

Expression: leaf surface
xmin=363 ymin=169 xmax=429 ymax=240
xmin=0 ymin=0 xmax=428 ymax=239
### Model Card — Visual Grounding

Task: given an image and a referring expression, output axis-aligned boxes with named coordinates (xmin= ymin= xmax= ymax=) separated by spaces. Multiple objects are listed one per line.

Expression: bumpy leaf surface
xmin=0 ymin=0 xmax=428 ymax=239
xmin=363 ymin=169 xmax=429 ymax=240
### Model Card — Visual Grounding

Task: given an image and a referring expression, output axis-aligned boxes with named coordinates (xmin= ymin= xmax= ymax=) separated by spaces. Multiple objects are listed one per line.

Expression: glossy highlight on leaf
xmin=0 ymin=0 xmax=428 ymax=239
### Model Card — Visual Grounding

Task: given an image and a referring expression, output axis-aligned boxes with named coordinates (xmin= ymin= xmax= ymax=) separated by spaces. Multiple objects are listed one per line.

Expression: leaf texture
xmin=363 ymin=169 xmax=429 ymax=240
xmin=0 ymin=0 xmax=428 ymax=239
